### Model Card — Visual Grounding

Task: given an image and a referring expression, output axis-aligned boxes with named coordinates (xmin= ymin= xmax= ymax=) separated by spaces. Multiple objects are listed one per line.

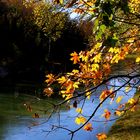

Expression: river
xmin=0 ymin=78 xmax=137 ymax=140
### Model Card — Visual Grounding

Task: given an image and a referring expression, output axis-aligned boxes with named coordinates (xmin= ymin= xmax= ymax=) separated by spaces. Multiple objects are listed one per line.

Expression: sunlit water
xmin=0 ymin=79 xmax=137 ymax=140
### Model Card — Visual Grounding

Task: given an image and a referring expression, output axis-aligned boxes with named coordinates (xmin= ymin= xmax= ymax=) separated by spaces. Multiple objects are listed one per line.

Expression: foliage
xmin=41 ymin=0 xmax=140 ymax=139
xmin=107 ymin=92 xmax=140 ymax=140
xmin=0 ymin=0 xmax=87 ymax=83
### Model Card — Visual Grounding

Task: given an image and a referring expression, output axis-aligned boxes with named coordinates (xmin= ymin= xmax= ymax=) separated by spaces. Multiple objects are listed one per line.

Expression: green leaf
xmin=95 ymin=30 xmax=102 ymax=40
xmin=93 ymin=18 xmax=99 ymax=33
xmin=100 ymin=24 xmax=106 ymax=33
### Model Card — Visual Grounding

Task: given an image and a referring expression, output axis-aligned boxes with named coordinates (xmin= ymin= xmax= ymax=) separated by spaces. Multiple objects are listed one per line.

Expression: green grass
xmin=107 ymin=92 xmax=140 ymax=140
xmin=0 ymin=93 xmax=66 ymax=117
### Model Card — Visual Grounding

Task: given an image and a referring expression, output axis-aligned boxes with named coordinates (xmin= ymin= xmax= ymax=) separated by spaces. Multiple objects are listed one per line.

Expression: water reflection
xmin=0 ymin=78 xmax=137 ymax=140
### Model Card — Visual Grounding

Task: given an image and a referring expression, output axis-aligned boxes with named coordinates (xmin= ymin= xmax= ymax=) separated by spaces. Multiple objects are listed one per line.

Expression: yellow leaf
xmin=45 ymin=74 xmax=55 ymax=84
xmin=73 ymin=82 xmax=80 ymax=88
xmin=86 ymin=91 xmax=91 ymax=99
xmin=136 ymin=57 xmax=140 ymax=63
xmin=91 ymin=64 xmax=99 ymax=71
xmin=127 ymin=98 xmax=135 ymax=104
xmin=65 ymin=94 xmax=73 ymax=101
xmin=75 ymin=116 xmax=87 ymax=125
xmin=127 ymin=38 xmax=134 ymax=43
xmin=92 ymin=53 xmax=102 ymax=63
xmin=114 ymin=110 xmax=124 ymax=116
xmin=72 ymin=69 xmax=79 ymax=74
xmin=95 ymin=42 xmax=102 ymax=49
xmin=76 ymin=108 xmax=83 ymax=114
xmin=57 ymin=76 xmax=67 ymax=84
xmin=116 ymin=96 xmax=123 ymax=104
xmin=125 ymin=85 xmax=131 ymax=92
xmin=130 ymin=105 xmax=136 ymax=112
xmin=109 ymin=47 xmax=120 ymax=53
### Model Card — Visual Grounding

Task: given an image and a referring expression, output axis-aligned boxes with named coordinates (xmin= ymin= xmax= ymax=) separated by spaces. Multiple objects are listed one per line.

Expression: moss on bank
xmin=107 ymin=92 xmax=140 ymax=140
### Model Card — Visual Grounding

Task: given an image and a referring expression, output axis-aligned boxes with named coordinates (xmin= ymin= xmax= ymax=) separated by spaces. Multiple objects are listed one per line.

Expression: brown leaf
xmin=32 ymin=113 xmax=40 ymax=118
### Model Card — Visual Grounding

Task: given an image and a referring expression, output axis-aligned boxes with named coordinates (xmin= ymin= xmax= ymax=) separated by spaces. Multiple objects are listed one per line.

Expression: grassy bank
xmin=107 ymin=92 xmax=140 ymax=140
xmin=0 ymin=93 xmax=66 ymax=117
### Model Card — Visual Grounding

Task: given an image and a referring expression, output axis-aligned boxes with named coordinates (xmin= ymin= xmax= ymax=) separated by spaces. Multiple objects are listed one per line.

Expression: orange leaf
xmin=102 ymin=109 xmax=111 ymax=120
xmin=100 ymin=90 xmax=112 ymax=101
xmin=45 ymin=74 xmax=55 ymax=84
xmin=83 ymin=123 xmax=93 ymax=131
xmin=43 ymin=87 xmax=53 ymax=97
xmin=96 ymin=133 xmax=107 ymax=140
xmin=70 ymin=52 xmax=79 ymax=64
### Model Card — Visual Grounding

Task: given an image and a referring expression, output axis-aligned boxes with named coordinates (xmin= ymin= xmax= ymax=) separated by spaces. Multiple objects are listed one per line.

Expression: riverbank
xmin=107 ymin=92 xmax=140 ymax=140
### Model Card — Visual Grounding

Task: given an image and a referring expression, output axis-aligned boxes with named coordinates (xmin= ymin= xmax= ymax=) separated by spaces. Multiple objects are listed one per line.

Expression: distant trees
xmin=0 ymin=0 xmax=87 ymax=84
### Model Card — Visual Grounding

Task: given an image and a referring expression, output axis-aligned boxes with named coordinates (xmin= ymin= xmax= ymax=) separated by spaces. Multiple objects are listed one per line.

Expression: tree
xmin=25 ymin=0 xmax=140 ymax=139
xmin=7 ymin=0 xmax=140 ymax=140
xmin=48 ymin=20 xmax=88 ymax=73
xmin=0 ymin=0 xmax=87 ymax=84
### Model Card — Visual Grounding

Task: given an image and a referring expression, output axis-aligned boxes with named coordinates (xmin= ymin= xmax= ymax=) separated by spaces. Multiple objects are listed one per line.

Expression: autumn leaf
xmin=24 ymin=104 xmax=32 ymax=112
xmin=83 ymin=123 xmax=93 ymax=131
xmin=57 ymin=76 xmax=67 ymax=84
xmin=32 ymin=113 xmax=40 ymax=118
xmin=73 ymin=8 xmax=84 ymax=14
xmin=109 ymin=47 xmax=120 ymax=53
xmin=43 ymin=87 xmax=53 ymax=97
xmin=116 ymin=96 xmax=123 ymax=104
xmin=103 ymin=63 xmax=111 ymax=75
xmin=100 ymin=90 xmax=112 ymax=101
xmin=92 ymin=53 xmax=102 ymax=63
xmin=64 ymin=94 xmax=73 ymax=101
xmin=136 ymin=57 xmax=140 ymax=63
xmin=91 ymin=64 xmax=99 ymax=72
xmin=45 ymin=74 xmax=55 ymax=84
xmin=73 ymin=81 xmax=80 ymax=88
xmin=127 ymin=98 xmax=135 ymax=104
xmin=102 ymin=109 xmax=111 ymax=120
xmin=125 ymin=84 xmax=131 ymax=92
xmin=130 ymin=105 xmax=137 ymax=112
xmin=96 ymin=133 xmax=107 ymax=140
xmin=86 ymin=91 xmax=91 ymax=99
xmin=76 ymin=108 xmax=83 ymax=114
xmin=114 ymin=110 xmax=124 ymax=116
xmin=70 ymin=51 xmax=80 ymax=64
xmin=72 ymin=69 xmax=79 ymax=74
xmin=75 ymin=116 xmax=87 ymax=125
xmin=65 ymin=0 xmax=77 ymax=8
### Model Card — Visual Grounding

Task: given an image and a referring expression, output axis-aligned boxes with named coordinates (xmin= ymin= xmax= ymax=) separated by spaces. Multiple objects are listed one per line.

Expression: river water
xmin=0 ymin=78 xmax=137 ymax=140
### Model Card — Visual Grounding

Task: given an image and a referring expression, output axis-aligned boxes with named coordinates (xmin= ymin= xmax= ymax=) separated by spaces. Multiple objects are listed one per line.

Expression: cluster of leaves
xmin=23 ymin=0 xmax=140 ymax=140
xmin=44 ymin=0 xmax=140 ymax=140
